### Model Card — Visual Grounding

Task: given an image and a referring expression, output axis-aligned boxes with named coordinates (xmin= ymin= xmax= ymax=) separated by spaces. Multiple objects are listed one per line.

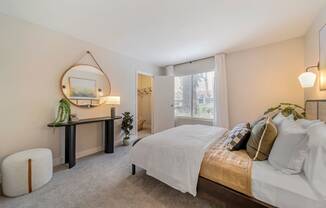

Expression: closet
xmin=137 ymin=74 xmax=153 ymax=138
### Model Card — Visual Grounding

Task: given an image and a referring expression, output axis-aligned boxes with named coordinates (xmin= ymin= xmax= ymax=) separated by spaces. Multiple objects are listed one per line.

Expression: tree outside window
xmin=175 ymin=71 xmax=215 ymax=119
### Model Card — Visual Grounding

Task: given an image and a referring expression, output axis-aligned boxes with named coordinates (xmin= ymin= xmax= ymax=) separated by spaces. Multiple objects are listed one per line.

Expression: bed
xmin=130 ymin=100 xmax=326 ymax=208
xmin=130 ymin=124 xmax=227 ymax=196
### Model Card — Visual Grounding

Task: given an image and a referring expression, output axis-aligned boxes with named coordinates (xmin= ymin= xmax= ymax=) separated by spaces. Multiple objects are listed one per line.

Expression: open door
xmin=153 ymin=76 xmax=175 ymax=133
xmin=137 ymin=73 xmax=153 ymax=138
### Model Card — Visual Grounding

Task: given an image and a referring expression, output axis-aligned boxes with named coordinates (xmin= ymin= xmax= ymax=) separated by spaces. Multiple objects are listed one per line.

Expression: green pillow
xmin=246 ymin=117 xmax=278 ymax=161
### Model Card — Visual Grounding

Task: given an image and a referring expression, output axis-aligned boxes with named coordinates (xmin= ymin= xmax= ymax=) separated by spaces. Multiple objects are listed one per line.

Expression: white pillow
xmin=269 ymin=119 xmax=308 ymax=174
xmin=304 ymin=123 xmax=326 ymax=199
xmin=296 ymin=119 xmax=322 ymax=129
xmin=272 ymin=113 xmax=294 ymax=127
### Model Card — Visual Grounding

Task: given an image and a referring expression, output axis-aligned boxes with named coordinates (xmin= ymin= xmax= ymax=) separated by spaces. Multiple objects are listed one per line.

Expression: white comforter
xmin=130 ymin=125 xmax=227 ymax=196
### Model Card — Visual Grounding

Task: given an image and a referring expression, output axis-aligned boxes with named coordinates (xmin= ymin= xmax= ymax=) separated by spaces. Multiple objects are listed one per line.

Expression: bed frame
xmin=197 ymin=177 xmax=274 ymax=208
xmin=131 ymin=100 xmax=325 ymax=208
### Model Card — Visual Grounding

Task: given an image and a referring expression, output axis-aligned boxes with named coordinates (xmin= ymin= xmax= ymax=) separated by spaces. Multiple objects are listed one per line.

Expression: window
xmin=175 ymin=71 xmax=215 ymax=119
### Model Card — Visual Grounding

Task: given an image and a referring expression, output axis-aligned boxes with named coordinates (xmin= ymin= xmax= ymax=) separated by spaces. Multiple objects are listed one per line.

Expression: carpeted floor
xmin=0 ymin=144 xmax=222 ymax=208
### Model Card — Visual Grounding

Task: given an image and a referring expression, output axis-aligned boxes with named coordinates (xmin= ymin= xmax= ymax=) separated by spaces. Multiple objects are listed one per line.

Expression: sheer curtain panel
xmin=214 ymin=54 xmax=229 ymax=128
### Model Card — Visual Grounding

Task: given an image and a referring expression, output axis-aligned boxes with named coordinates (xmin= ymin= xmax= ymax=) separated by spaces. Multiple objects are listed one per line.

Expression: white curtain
xmin=214 ymin=53 xmax=229 ymax=128
xmin=165 ymin=65 xmax=174 ymax=76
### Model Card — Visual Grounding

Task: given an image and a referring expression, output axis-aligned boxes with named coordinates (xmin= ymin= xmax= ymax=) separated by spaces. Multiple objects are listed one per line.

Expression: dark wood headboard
xmin=305 ymin=99 xmax=326 ymax=121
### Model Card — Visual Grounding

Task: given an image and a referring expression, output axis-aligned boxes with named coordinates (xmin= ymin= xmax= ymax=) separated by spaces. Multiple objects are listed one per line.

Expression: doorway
xmin=137 ymin=73 xmax=153 ymax=138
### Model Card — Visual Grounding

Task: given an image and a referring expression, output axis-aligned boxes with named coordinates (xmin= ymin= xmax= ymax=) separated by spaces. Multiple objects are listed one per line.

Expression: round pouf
xmin=1 ymin=148 xmax=53 ymax=197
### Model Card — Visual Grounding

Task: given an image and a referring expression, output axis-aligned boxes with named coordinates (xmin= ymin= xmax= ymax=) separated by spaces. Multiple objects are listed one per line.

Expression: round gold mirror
xmin=61 ymin=64 xmax=111 ymax=108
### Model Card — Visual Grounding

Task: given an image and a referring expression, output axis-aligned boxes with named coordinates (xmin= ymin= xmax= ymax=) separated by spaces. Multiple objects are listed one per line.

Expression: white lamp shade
xmin=298 ymin=72 xmax=316 ymax=88
xmin=103 ymin=96 xmax=120 ymax=105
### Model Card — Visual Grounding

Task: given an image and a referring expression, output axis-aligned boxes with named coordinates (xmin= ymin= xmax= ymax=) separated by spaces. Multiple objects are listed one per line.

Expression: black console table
xmin=48 ymin=116 xmax=122 ymax=168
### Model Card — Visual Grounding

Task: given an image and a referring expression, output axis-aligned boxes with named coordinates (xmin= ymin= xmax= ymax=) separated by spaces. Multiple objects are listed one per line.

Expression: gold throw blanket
xmin=199 ymin=137 xmax=253 ymax=196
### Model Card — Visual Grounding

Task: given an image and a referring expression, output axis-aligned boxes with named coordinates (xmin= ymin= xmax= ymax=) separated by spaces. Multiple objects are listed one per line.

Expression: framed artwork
xmin=69 ymin=77 xmax=97 ymax=98
xmin=320 ymin=24 xmax=326 ymax=90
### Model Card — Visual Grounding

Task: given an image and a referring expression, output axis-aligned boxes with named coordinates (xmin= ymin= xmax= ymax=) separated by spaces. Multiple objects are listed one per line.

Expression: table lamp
xmin=104 ymin=96 xmax=120 ymax=117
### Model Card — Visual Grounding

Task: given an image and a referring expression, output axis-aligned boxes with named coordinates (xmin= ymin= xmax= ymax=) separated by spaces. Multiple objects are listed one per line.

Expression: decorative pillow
xmin=304 ymin=123 xmax=326 ymax=199
xmin=246 ymin=117 xmax=278 ymax=161
xmin=223 ymin=123 xmax=244 ymax=145
xmin=250 ymin=115 xmax=267 ymax=128
xmin=269 ymin=119 xmax=308 ymax=174
xmin=272 ymin=113 xmax=294 ymax=128
xmin=224 ymin=123 xmax=249 ymax=142
xmin=225 ymin=123 xmax=251 ymax=151
xmin=267 ymin=109 xmax=281 ymax=118
xmin=250 ymin=110 xmax=280 ymax=128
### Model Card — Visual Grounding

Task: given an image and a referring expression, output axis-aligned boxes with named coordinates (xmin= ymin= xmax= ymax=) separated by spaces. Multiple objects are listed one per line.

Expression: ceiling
xmin=1 ymin=0 xmax=326 ymax=66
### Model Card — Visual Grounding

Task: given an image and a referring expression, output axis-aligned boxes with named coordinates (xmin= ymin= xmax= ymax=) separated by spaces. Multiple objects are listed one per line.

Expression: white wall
xmin=226 ymin=38 xmax=305 ymax=127
xmin=0 ymin=13 xmax=161 ymax=166
xmin=167 ymin=38 xmax=305 ymax=128
xmin=304 ymin=6 xmax=326 ymax=100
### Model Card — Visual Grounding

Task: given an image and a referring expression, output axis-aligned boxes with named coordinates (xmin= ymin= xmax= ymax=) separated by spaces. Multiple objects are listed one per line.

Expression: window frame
xmin=174 ymin=71 xmax=215 ymax=120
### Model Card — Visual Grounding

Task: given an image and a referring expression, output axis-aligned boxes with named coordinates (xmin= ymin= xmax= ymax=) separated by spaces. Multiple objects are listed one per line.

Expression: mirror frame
xmin=60 ymin=64 xmax=111 ymax=108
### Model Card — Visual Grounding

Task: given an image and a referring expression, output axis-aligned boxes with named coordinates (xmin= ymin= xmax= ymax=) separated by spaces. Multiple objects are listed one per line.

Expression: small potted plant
xmin=121 ymin=112 xmax=134 ymax=145
xmin=53 ymin=98 xmax=71 ymax=125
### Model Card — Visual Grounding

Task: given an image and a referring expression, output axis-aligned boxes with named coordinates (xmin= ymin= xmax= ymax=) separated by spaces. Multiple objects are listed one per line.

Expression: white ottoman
xmin=1 ymin=148 xmax=53 ymax=197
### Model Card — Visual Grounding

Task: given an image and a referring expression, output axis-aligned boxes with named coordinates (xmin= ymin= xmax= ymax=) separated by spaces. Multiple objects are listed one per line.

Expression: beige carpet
xmin=0 ymin=144 xmax=222 ymax=208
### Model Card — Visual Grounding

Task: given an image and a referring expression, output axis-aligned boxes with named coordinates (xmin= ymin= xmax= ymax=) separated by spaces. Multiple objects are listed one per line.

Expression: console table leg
xmin=104 ymin=120 xmax=114 ymax=153
xmin=65 ymin=125 xmax=76 ymax=168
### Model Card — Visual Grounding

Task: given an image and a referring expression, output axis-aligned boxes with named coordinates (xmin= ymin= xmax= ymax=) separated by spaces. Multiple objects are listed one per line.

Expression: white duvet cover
xmin=130 ymin=125 xmax=227 ymax=196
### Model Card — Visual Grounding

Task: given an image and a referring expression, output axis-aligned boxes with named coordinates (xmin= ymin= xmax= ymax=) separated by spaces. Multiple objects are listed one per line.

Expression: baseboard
xmin=53 ymin=157 xmax=63 ymax=166
xmin=53 ymin=146 xmax=104 ymax=166
xmin=76 ymin=146 xmax=103 ymax=159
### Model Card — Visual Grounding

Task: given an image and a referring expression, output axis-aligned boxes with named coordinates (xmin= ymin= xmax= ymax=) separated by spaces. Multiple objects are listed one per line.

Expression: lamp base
xmin=110 ymin=107 xmax=116 ymax=118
